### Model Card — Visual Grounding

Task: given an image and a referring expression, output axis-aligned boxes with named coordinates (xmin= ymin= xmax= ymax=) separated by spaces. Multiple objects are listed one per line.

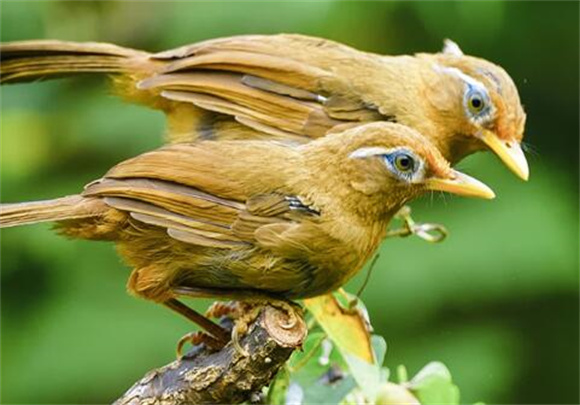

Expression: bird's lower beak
xmin=478 ymin=129 xmax=529 ymax=181
xmin=426 ymin=170 xmax=496 ymax=199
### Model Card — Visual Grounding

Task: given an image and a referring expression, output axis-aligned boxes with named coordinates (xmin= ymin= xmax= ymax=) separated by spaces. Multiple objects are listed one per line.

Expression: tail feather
xmin=0 ymin=40 xmax=148 ymax=84
xmin=0 ymin=195 xmax=106 ymax=228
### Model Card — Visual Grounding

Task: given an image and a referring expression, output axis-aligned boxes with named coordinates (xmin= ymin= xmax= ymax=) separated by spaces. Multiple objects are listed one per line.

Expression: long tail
xmin=0 ymin=40 xmax=149 ymax=84
xmin=0 ymin=195 xmax=105 ymax=228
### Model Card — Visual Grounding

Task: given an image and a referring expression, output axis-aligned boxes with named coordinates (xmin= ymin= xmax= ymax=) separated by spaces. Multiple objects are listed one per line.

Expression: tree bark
xmin=114 ymin=306 xmax=307 ymax=405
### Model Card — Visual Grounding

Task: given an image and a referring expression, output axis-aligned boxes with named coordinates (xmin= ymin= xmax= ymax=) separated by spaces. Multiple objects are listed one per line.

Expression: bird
xmin=0 ymin=34 xmax=529 ymax=181
xmin=0 ymin=122 xmax=495 ymax=346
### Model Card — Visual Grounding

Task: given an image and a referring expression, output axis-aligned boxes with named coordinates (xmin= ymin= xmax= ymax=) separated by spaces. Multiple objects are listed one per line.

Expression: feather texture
xmin=0 ymin=34 xmax=526 ymax=167
xmin=0 ymin=122 xmax=460 ymax=302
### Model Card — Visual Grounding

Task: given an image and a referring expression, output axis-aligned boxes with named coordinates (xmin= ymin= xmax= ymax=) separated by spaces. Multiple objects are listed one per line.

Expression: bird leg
xmin=128 ymin=267 xmax=232 ymax=355
xmin=174 ymin=286 xmax=303 ymax=329
xmin=173 ymin=287 xmax=303 ymax=357
xmin=163 ymin=298 xmax=231 ymax=346
xmin=386 ymin=205 xmax=448 ymax=243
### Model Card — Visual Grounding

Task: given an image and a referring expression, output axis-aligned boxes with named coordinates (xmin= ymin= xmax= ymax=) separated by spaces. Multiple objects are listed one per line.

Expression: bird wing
xmin=81 ymin=144 xmax=320 ymax=250
xmin=140 ymin=35 xmax=388 ymax=140
xmin=84 ymin=177 xmax=321 ymax=250
xmin=79 ymin=141 xmax=361 ymax=297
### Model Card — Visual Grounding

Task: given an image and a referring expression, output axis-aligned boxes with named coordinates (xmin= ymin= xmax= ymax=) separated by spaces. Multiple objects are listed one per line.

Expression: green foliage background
xmin=1 ymin=1 xmax=578 ymax=404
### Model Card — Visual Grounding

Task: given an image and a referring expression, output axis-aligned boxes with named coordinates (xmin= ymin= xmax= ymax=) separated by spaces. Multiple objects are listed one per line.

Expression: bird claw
xmin=231 ymin=322 xmax=250 ymax=357
xmin=205 ymin=301 xmax=260 ymax=357
xmin=175 ymin=331 xmax=224 ymax=358
xmin=175 ymin=306 xmax=252 ymax=358
xmin=177 ymin=299 xmax=302 ymax=358
xmin=227 ymin=304 xmax=263 ymax=357
xmin=386 ymin=206 xmax=448 ymax=243
xmin=268 ymin=300 xmax=303 ymax=329
xmin=205 ymin=301 xmax=241 ymax=319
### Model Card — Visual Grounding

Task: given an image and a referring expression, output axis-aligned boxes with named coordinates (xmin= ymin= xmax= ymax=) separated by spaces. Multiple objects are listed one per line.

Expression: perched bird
xmin=0 ymin=122 xmax=494 ymax=344
xmin=0 ymin=34 xmax=529 ymax=180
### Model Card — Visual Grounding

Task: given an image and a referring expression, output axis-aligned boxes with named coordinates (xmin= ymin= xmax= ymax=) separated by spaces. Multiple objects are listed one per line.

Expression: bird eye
xmin=393 ymin=153 xmax=415 ymax=173
xmin=466 ymin=90 xmax=486 ymax=114
xmin=382 ymin=150 xmax=423 ymax=182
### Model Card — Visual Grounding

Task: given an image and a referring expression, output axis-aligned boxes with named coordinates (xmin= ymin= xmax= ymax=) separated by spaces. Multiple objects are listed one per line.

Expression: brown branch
xmin=114 ymin=306 xmax=307 ymax=405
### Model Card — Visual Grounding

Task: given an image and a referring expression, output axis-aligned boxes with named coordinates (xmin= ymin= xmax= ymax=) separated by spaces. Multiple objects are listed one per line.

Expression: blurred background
xmin=0 ymin=1 xmax=578 ymax=404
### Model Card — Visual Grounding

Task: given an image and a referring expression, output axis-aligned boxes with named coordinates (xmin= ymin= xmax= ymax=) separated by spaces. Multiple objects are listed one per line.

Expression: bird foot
xmin=230 ymin=304 xmax=262 ymax=357
xmin=177 ymin=299 xmax=303 ymax=358
xmin=386 ymin=206 xmax=448 ymax=243
xmin=223 ymin=299 xmax=303 ymax=356
xmin=204 ymin=300 xmax=254 ymax=356
xmin=205 ymin=300 xmax=242 ymax=319
xmin=176 ymin=331 xmax=225 ymax=358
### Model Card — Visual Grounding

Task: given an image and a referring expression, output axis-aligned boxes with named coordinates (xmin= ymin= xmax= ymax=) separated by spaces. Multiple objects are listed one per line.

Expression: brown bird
xmin=0 ymin=34 xmax=529 ymax=180
xmin=0 ymin=122 xmax=494 ymax=345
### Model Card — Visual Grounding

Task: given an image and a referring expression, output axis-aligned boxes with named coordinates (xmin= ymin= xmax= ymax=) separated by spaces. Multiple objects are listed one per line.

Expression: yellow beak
xmin=426 ymin=170 xmax=496 ymax=199
xmin=479 ymin=129 xmax=529 ymax=181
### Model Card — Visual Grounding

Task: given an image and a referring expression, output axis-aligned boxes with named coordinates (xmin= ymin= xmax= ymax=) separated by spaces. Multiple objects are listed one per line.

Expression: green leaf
xmin=372 ymin=335 xmax=387 ymax=366
xmin=303 ymin=293 xmax=387 ymax=403
xmin=288 ymin=332 xmax=327 ymax=372
xmin=342 ymin=353 xmax=383 ymax=403
xmin=299 ymin=375 xmax=355 ymax=405
xmin=288 ymin=332 xmax=355 ymax=404
xmin=268 ymin=367 xmax=290 ymax=405
xmin=408 ymin=362 xmax=460 ymax=405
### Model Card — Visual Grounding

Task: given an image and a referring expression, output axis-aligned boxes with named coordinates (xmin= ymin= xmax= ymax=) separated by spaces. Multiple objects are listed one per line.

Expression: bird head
xmin=418 ymin=40 xmax=528 ymax=180
xmin=304 ymin=122 xmax=495 ymax=220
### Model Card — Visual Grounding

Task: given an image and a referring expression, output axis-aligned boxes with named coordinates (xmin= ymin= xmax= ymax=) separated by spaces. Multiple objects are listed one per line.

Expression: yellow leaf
xmin=304 ymin=293 xmax=373 ymax=364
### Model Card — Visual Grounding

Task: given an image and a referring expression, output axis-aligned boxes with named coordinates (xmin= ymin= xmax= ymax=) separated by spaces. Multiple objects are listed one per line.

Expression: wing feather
xmin=84 ymin=178 xmax=318 ymax=252
xmin=143 ymin=37 xmax=391 ymax=139
xmin=140 ymin=72 xmax=341 ymax=138
xmin=159 ymin=51 xmax=330 ymax=91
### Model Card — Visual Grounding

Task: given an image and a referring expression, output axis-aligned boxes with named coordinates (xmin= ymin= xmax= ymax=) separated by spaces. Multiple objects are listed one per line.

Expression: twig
xmin=114 ymin=306 xmax=307 ymax=405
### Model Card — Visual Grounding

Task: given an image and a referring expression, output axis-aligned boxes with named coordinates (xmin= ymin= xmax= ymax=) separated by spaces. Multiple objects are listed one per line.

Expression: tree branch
xmin=114 ymin=306 xmax=307 ymax=405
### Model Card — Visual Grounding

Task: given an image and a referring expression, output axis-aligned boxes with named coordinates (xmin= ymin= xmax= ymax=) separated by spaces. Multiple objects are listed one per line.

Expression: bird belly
xmin=115 ymin=219 xmax=373 ymax=301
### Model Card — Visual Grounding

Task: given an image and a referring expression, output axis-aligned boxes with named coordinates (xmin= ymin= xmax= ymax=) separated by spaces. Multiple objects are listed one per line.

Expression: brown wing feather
xmin=241 ymin=75 xmax=321 ymax=101
xmin=159 ymin=51 xmax=330 ymax=91
xmin=145 ymin=36 xmax=390 ymax=139
xmin=85 ymin=178 xmax=242 ymax=225
xmin=140 ymin=72 xmax=342 ymax=138
xmin=100 ymin=186 xmax=317 ymax=251
xmin=81 ymin=142 xmax=318 ymax=253
xmin=161 ymin=91 xmax=309 ymax=142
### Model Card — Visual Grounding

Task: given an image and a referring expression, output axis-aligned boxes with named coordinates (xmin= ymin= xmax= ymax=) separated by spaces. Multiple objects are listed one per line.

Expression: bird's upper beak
xmin=426 ymin=170 xmax=496 ymax=199
xmin=478 ymin=129 xmax=529 ymax=181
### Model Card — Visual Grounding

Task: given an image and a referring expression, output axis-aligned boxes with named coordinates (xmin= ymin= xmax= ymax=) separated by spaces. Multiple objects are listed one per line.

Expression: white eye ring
xmin=464 ymin=86 xmax=491 ymax=123
xmin=349 ymin=147 xmax=426 ymax=183
xmin=434 ymin=64 xmax=495 ymax=123
xmin=463 ymin=84 xmax=494 ymax=125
